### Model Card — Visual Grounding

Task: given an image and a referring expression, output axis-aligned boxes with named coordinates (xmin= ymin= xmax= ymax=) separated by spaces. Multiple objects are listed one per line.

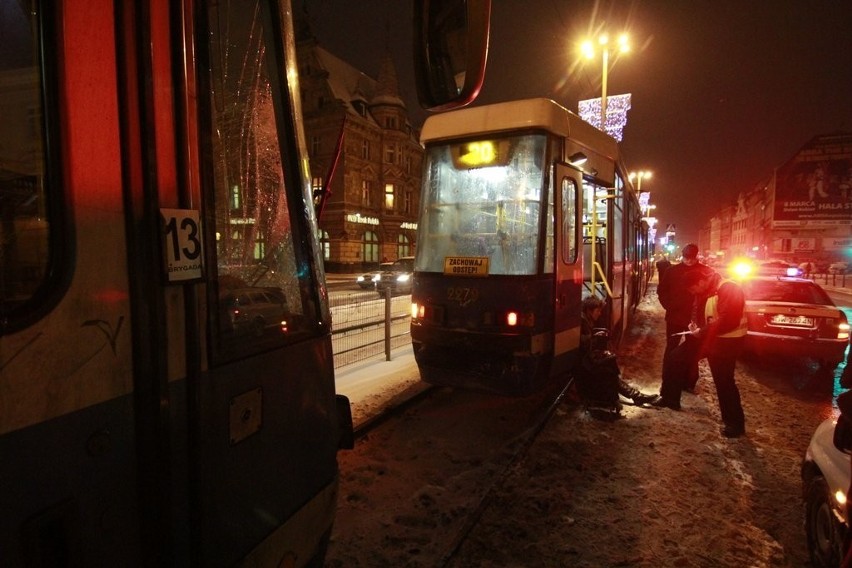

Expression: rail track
xmin=326 ymin=376 xmax=574 ymax=567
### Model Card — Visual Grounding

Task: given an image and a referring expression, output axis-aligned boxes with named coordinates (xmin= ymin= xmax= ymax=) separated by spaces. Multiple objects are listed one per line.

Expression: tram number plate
xmin=443 ymin=256 xmax=489 ymax=276
xmin=769 ymin=314 xmax=814 ymax=327
xmin=161 ymin=208 xmax=203 ymax=282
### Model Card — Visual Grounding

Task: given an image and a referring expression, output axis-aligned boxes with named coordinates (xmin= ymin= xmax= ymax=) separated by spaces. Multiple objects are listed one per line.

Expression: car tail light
xmin=839 ymin=322 xmax=850 ymax=341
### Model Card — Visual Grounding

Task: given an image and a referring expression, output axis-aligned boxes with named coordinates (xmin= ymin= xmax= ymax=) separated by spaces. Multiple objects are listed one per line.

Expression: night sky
xmin=306 ymin=1 xmax=852 ymax=245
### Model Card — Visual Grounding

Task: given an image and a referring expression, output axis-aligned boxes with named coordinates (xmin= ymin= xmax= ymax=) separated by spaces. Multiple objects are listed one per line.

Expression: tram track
xmin=327 ymin=375 xmax=575 ymax=567
xmin=438 ymin=378 xmax=574 ymax=567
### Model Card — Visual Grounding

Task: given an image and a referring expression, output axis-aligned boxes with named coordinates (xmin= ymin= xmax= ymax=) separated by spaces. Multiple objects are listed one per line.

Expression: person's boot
xmin=633 ymin=392 xmax=662 ymax=406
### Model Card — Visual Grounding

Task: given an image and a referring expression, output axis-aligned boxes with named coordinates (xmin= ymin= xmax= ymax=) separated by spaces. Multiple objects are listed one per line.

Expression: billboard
xmin=773 ymin=134 xmax=852 ymax=227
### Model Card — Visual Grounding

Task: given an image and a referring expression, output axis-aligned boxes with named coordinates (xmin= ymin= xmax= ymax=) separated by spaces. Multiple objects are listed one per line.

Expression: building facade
xmin=700 ymin=133 xmax=852 ymax=267
xmin=296 ymin=33 xmax=423 ymax=273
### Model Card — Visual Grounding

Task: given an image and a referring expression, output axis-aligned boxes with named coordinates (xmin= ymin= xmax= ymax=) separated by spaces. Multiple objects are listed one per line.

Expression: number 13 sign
xmin=161 ymin=208 xmax=204 ymax=282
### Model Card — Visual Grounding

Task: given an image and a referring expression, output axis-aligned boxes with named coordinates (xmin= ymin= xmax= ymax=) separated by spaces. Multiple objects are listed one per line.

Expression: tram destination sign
xmin=443 ymin=256 xmax=489 ymax=276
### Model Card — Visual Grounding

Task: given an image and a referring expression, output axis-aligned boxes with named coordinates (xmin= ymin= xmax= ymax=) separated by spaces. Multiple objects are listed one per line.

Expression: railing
xmin=329 ymin=290 xmax=412 ymax=369
xmin=805 ymin=271 xmax=848 ymax=288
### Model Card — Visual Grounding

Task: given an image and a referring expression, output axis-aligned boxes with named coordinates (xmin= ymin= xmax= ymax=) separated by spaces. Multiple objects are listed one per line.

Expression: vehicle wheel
xmin=805 ymin=475 xmax=847 ymax=567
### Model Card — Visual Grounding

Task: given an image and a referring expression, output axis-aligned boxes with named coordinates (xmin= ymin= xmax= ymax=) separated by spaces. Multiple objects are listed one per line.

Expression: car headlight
xmin=397 ymin=274 xmax=411 ymax=283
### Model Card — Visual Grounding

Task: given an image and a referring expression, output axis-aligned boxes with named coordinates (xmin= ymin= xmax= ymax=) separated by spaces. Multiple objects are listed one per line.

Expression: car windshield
xmin=744 ymin=280 xmax=833 ymax=305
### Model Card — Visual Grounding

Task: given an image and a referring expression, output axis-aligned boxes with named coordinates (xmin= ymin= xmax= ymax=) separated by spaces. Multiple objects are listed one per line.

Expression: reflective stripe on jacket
xmin=704 ymin=279 xmax=748 ymax=338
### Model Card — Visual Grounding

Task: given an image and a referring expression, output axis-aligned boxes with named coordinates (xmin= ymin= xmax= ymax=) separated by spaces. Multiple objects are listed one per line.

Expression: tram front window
xmin=204 ymin=1 xmax=319 ymax=357
xmin=417 ymin=134 xmax=547 ymax=275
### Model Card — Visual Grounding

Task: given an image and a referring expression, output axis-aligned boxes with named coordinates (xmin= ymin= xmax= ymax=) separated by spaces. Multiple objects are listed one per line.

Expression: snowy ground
xmin=330 ymin=283 xmax=849 ymax=566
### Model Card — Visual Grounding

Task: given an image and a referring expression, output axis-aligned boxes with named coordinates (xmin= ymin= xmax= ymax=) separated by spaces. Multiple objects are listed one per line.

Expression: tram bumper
xmin=411 ymin=326 xmax=552 ymax=396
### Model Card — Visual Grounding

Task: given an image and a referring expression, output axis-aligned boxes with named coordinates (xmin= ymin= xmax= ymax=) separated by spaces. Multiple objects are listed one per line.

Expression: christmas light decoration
xmin=578 ymin=93 xmax=632 ymax=141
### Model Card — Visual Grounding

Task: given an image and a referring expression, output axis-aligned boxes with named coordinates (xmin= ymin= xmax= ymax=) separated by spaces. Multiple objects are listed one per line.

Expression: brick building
xmin=296 ymin=30 xmax=423 ymax=273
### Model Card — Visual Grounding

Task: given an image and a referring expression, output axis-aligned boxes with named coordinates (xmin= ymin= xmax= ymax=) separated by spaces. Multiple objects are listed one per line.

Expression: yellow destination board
xmin=443 ymin=256 xmax=489 ymax=276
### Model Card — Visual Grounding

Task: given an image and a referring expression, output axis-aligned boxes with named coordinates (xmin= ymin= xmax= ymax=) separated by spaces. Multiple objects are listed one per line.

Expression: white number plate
xmin=769 ymin=314 xmax=814 ymax=327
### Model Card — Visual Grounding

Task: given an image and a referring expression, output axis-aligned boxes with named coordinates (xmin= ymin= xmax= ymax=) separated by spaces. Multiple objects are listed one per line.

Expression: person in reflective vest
xmin=688 ymin=271 xmax=748 ymax=438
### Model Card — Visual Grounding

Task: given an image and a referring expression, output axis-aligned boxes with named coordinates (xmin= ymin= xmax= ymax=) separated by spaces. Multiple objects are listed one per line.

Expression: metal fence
xmin=329 ymin=290 xmax=412 ymax=369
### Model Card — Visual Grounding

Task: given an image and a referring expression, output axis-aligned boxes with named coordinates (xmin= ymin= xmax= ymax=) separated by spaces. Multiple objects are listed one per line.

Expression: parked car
xmin=802 ymin=405 xmax=852 ymax=566
xmin=356 ymin=262 xmax=393 ymax=289
xmin=829 ymin=262 xmax=849 ymax=275
xmin=741 ymin=276 xmax=850 ymax=373
xmin=220 ymin=286 xmax=289 ymax=336
xmin=375 ymin=256 xmax=415 ymax=296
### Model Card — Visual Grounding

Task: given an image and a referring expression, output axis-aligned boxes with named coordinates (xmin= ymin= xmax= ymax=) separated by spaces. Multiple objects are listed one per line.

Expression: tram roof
xmin=420 ymin=98 xmax=619 ymax=157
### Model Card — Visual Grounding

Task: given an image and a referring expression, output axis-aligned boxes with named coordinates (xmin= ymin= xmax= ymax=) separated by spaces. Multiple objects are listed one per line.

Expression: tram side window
xmin=0 ymin=2 xmax=56 ymax=325
xmin=417 ymin=134 xmax=547 ymax=275
xmin=204 ymin=1 xmax=318 ymax=356
xmin=561 ymin=177 xmax=578 ymax=264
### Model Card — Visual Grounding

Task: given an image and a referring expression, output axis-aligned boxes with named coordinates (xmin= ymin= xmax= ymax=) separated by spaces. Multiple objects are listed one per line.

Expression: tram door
xmin=552 ymin=164 xmax=585 ymax=366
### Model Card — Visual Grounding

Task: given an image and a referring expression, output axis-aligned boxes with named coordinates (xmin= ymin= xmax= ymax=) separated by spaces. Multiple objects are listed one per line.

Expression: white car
xmin=829 ymin=262 xmax=849 ymax=275
xmin=802 ymin=416 xmax=852 ymax=566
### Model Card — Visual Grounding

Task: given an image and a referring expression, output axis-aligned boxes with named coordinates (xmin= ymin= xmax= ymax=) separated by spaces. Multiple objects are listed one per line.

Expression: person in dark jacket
xmin=688 ymin=271 xmax=748 ymax=438
xmin=654 ymin=269 xmax=715 ymax=410
xmin=655 ymin=255 xmax=671 ymax=282
xmin=579 ymin=296 xmax=660 ymax=410
xmin=656 ymin=243 xmax=715 ymax=393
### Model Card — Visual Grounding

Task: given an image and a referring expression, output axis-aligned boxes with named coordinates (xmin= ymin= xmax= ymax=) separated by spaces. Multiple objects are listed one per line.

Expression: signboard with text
xmin=773 ymin=135 xmax=852 ymax=227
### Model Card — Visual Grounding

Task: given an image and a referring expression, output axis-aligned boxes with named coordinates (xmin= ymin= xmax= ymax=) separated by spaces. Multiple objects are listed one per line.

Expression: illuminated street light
xmin=581 ymin=33 xmax=629 ymax=133
xmin=628 ymin=170 xmax=652 ymax=191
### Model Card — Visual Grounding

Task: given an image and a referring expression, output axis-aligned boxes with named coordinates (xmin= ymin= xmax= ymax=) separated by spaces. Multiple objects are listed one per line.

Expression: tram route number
xmin=443 ymin=256 xmax=489 ymax=277
xmin=161 ymin=208 xmax=203 ymax=282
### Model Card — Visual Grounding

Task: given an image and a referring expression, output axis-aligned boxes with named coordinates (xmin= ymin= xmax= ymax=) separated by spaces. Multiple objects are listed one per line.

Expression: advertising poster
xmin=773 ymin=135 xmax=852 ymax=227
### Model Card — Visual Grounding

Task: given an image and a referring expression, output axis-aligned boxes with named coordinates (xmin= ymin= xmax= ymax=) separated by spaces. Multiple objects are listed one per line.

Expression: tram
xmin=0 ymin=0 xmax=488 ymax=565
xmin=410 ymin=98 xmax=651 ymax=395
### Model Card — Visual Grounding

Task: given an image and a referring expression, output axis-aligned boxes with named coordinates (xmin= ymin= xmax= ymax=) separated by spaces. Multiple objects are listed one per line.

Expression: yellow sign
xmin=443 ymin=256 xmax=489 ymax=276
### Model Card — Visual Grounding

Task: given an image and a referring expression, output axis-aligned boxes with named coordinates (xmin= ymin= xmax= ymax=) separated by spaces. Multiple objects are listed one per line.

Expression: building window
xmin=361 ymin=180 xmax=373 ymax=207
xmin=363 ymin=231 xmax=380 ymax=262
xmin=385 ymin=116 xmax=397 ymax=129
xmin=385 ymin=144 xmax=396 ymax=164
xmin=397 ymin=234 xmax=410 ymax=258
xmin=405 ymin=155 xmax=412 ymax=174
xmin=385 ymin=184 xmax=395 ymax=211
xmin=312 ymin=176 xmax=323 ymax=205
xmin=361 ymin=139 xmax=370 ymax=159
xmin=230 ymin=185 xmax=241 ymax=209
xmin=311 ymin=135 xmax=321 ymax=157
xmin=403 ymin=190 xmax=412 ymax=214
xmin=317 ymin=229 xmax=330 ymax=261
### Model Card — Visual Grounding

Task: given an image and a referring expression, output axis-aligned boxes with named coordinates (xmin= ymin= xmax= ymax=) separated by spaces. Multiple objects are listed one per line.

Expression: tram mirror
xmin=413 ymin=0 xmax=490 ymax=111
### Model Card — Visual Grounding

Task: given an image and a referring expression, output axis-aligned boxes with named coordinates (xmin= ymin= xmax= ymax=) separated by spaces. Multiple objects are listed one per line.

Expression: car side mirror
xmin=413 ymin=0 xmax=490 ymax=111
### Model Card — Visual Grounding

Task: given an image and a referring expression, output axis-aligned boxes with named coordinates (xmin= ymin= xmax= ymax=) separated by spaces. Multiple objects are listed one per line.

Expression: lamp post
xmin=581 ymin=33 xmax=629 ymax=133
xmin=628 ymin=170 xmax=651 ymax=192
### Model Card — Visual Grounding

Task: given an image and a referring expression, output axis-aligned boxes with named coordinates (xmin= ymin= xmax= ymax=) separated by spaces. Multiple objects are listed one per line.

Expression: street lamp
xmin=628 ymin=170 xmax=652 ymax=191
xmin=581 ymin=33 xmax=629 ymax=133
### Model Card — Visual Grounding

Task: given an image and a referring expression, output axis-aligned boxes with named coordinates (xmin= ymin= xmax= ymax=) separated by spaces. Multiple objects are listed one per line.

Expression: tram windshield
xmin=205 ymin=1 xmax=320 ymax=358
xmin=416 ymin=133 xmax=547 ymax=275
